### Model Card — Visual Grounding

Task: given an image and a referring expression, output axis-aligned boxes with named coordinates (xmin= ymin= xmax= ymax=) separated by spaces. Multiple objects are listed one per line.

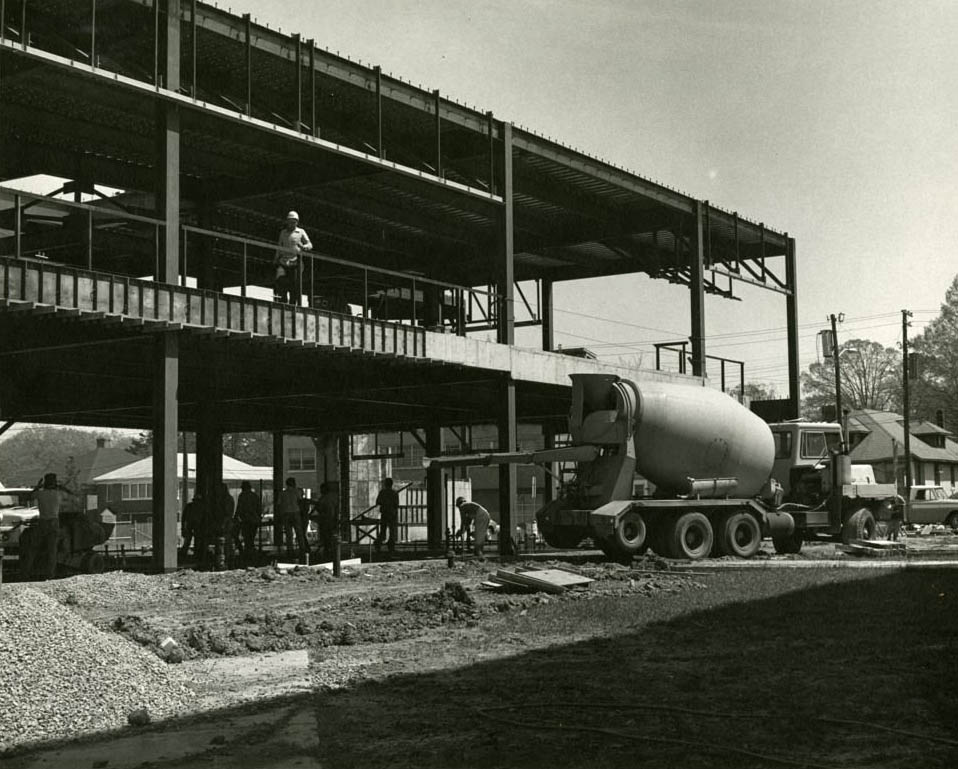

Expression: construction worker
xmin=23 ymin=473 xmax=70 ymax=580
xmin=180 ymin=492 xmax=204 ymax=560
xmin=234 ymin=481 xmax=263 ymax=564
xmin=374 ymin=477 xmax=400 ymax=557
xmin=455 ymin=496 xmax=493 ymax=558
xmin=309 ymin=482 xmax=338 ymax=562
xmin=277 ymin=477 xmax=307 ymax=561
xmin=274 ymin=210 xmax=312 ymax=304
xmin=214 ymin=483 xmax=235 ymax=570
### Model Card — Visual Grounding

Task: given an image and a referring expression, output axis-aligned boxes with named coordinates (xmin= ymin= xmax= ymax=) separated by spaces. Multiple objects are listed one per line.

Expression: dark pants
xmin=375 ymin=514 xmax=399 ymax=553
xmin=239 ymin=521 xmax=260 ymax=560
xmin=280 ymin=511 xmax=308 ymax=559
xmin=22 ymin=519 xmax=59 ymax=580
xmin=274 ymin=266 xmax=300 ymax=304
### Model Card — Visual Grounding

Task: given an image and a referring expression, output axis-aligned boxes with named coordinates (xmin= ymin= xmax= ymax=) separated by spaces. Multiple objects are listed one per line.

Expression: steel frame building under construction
xmin=0 ymin=0 xmax=799 ymax=569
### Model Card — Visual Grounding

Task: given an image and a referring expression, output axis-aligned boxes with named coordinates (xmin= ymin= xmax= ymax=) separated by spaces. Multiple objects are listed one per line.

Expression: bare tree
xmin=801 ymin=338 xmax=901 ymax=419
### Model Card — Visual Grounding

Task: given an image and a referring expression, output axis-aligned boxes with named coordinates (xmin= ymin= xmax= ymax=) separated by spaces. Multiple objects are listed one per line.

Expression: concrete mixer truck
xmin=428 ymin=373 xmax=901 ymax=561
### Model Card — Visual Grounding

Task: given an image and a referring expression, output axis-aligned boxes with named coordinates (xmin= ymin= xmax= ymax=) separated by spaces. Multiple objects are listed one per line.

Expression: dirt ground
xmin=6 ymin=534 xmax=958 ymax=769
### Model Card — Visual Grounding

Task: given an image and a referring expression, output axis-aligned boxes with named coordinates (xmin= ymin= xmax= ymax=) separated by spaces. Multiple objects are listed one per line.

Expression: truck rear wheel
xmin=667 ymin=512 xmax=713 ymax=560
xmin=842 ymin=508 xmax=876 ymax=544
xmin=946 ymin=512 xmax=958 ymax=532
xmin=613 ymin=511 xmax=648 ymax=555
xmin=720 ymin=511 xmax=762 ymax=558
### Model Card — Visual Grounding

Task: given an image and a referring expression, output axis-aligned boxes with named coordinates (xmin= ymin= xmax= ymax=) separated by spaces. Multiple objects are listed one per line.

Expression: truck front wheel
xmin=720 ymin=511 xmax=762 ymax=558
xmin=668 ymin=512 xmax=713 ymax=560
xmin=946 ymin=512 xmax=958 ymax=532
xmin=843 ymin=508 xmax=876 ymax=544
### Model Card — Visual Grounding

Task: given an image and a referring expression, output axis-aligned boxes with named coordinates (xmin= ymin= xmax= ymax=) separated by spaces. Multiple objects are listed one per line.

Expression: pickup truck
xmin=906 ymin=485 xmax=958 ymax=530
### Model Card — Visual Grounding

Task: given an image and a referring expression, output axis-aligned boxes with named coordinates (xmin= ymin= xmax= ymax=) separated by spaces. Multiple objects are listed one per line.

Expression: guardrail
xmin=0 ymin=185 xmax=503 ymax=341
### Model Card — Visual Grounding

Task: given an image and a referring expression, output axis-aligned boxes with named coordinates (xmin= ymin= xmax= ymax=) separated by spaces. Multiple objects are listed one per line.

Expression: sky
xmin=223 ymin=0 xmax=958 ymax=395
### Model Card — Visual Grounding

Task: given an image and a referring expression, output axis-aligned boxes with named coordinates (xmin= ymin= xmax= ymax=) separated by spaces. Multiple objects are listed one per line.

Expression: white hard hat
xmin=286 ymin=210 xmax=299 ymax=220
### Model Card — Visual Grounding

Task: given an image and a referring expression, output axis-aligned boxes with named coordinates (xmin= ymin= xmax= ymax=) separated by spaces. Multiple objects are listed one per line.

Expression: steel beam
xmin=426 ymin=425 xmax=443 ymax=550
xmin=786 ymin=236 xmax=800 ymax=419
xmin=689 ymin=201 xmax=706 ymax=377
xmin=151 ymin=332 xmax=179 ymax=573
xmin=497 ymin=375 xmax=517 ymax=556
xmin=496 ymin=122 xmax=514 ymax=345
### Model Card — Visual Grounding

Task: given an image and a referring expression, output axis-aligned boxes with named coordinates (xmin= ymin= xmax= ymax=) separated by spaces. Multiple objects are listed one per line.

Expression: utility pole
xmin=902 ymin=309 xmax=913 ymax=509
xmin=829 ymin=313 xmax=845 ymax=452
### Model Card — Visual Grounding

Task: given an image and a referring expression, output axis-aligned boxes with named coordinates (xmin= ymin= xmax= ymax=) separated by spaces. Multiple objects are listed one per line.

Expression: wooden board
xmin=495 ymin=567 xmax=593 ymax=594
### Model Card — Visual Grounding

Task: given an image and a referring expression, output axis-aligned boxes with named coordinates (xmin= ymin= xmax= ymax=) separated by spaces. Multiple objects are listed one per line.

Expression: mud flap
xmin=764 ymin=510 xmax=795 ymax=540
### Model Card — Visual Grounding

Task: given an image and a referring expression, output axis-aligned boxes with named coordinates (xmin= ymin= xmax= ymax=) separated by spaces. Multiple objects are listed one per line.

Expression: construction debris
xmin=483 ymin=566 xmax=594 ymax=594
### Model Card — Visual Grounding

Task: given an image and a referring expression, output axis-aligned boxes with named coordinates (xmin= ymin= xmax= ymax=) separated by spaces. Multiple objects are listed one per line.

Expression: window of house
xmin=288 ymin=447 xmax=316 ymax=472
xmin=121 ymin=482 xmax=152 ymax=500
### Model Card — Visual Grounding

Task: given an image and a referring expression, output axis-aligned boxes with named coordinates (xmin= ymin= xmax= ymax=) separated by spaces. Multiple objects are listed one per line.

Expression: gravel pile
xmin=37 ymin=570 xmax=184 ymax=608
xmin=0 ymin=586 xmax=197 ymax=753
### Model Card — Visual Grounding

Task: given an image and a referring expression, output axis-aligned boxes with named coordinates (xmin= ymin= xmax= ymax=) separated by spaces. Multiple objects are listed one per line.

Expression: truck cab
xmin=768 ymin=422 xmax=842 ymax=501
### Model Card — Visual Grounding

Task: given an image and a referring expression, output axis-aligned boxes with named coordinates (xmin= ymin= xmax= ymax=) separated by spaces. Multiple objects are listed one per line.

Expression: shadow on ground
xmin=7 ymin=569 xmax=958 ymax=769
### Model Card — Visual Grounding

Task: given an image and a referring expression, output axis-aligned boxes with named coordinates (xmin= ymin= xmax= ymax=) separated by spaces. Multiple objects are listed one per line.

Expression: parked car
xmin=907 ymin=485 xmax=958 ymax=530
xmin=0 ymin=487 xmax=39 ymax=557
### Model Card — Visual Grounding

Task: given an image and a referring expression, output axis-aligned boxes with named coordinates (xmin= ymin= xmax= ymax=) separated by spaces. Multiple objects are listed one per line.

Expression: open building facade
xmin=0 ymin=0 xmax=799 ymax=569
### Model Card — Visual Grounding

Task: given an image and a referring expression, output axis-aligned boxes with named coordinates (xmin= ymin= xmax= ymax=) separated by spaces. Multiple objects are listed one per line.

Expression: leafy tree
xmin=800 ymin=338 xmax=901 ymax=420
xmin=910 ymin=276 xmax=958 ymax=428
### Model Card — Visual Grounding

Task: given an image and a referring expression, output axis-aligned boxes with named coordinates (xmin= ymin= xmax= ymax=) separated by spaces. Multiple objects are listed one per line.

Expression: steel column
xmin=244 ymin=13 xmax=252 ymax=115
xmin=90 ymin=0 xmax=96 ymax=66
xmin=272 ymin=432 xmax=284 ymax=550
xmin=542 ymin=424 xmax=556 ymax=506
xmin=785 ymin=236 xmax=800 ymax=419
xmin=151 ymin=332 xmax=179 ymax=573
xmin=338 ymin=434 xmax=351 ymax=544
xmin=309 ymin=39 xmax=316 ymax=137
xmin=541 ymin=278 xmax=554 ymax=351
xmin=293 ymin=33 xmax=302 ymax=131
xmin=486 ymin=111 xmax=495 ymax=194
xmin=426 ymin=426 xmax=443 ymax=550
xmin=496 ymin=122 xmax=514 ymax=345
xmin=375 ymin=65 xmax=383 ymax=157
xmin=689 ymin=201 xmax=706 ymax=377
xmin=433 ymin=89 xmax=441 ymax=176
xmin=190 ymin=0 xmax=196 ymax=96
xmin=156 ymin=0 xmax=181 ymax=285
xmin=497 ymin=376 xmax=517 ymax=556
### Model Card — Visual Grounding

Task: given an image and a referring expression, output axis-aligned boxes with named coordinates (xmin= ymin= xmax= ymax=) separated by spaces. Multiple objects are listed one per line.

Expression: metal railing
xmin=0 ymin=185 xmax=504 ymax=339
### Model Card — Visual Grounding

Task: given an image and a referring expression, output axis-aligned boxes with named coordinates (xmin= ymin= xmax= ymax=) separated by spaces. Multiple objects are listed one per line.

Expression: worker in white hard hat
xmin=274 ymin=210 xmax=313 ymax=304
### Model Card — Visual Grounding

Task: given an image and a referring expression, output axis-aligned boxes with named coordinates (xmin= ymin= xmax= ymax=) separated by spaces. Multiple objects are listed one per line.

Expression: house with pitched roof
xmin=848 ymin=409 xmax=958 ymax=494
